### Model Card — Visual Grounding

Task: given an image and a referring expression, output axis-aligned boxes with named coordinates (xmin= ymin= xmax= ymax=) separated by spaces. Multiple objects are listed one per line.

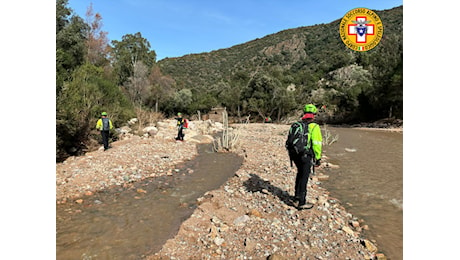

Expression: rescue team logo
xmin=339 ymin=8 xmax=383 ymax=52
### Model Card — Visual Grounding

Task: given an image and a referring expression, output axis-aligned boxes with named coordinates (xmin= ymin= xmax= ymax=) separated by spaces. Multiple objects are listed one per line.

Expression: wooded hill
xmin=158 ymin=6 xmax=402 ymax=123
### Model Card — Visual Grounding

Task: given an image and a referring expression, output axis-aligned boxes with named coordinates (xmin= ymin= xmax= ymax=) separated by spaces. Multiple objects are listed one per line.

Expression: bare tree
xmin=125 ymin=61 xmax=149 ymax=106
xmin=148 ymin=66 xmax=175 ymax=112
xmin=84 ymin=3 xmax=110 ymax=66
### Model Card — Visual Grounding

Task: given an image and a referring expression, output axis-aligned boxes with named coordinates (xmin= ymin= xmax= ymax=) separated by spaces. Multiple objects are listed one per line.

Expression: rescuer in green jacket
xmin=95 ymin=112 xmax=114 ymax=151
xmin=292 ymin=104 xmax=322 ymax=210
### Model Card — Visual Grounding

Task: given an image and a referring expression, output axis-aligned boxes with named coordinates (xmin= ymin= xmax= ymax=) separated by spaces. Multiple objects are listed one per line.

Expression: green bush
xmin=56 ymin=63 xmax=135 ymax=161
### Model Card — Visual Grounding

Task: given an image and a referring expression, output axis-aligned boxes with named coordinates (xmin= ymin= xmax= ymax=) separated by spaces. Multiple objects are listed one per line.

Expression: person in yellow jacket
xmin=291 ymin=104 xmax=322 ymax=210
xmin=95 ymin=112 xmax=114 ymax=151
xmin=174 ymin=112 xmax=186 ymax=141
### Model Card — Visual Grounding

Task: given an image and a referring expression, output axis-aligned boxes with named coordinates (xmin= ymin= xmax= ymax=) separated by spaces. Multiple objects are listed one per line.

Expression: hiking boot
xmin=297 ymin=202 xmax=314 ymax=210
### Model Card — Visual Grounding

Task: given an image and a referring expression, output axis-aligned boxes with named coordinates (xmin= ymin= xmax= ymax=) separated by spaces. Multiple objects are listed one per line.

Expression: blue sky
xmin=67 ymin=0 xmax=403 ymax=61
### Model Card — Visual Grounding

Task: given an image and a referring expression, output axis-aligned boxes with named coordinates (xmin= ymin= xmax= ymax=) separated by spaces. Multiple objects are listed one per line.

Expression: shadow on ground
xmin=243 ymin=173 xmax=295 ymax=207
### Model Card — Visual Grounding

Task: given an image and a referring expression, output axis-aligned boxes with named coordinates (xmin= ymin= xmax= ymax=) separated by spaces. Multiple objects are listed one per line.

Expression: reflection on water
xmin=321 ymin=127 xmax=403 ymax=260
xmin=56 ymin=144 xmax=243 ymax=259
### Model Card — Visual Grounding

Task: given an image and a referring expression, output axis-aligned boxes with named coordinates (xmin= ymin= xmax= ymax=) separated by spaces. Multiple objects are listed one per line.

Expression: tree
xmin=111 ymin=32 xmax=157 ymax=85
xmin=228 ymin=70 xmax=250 ymax=118
xmin=125 ymin=61 xmax=150 ymax=106
xmin=173 ymin=89 xmax=193 ymax=113
xmin=56 ymin=0 xmax=88 ymax=95
xmin=274 ymin=84 xmax=297 ymax=121
xmin=190 ymin=91 xmax=218 ymax=115
xmin=148 ymin=66 xmax=176 ymax=112
xmin=84 ymin=3 xmax=110 ymax=66
xmin=316 ymin=64 xmax=373 ymax=115
xmin=241 ymin=73 xmax=283 ymax=120
xmin=56 ymin=63 xmax=135 ymax=161
xmin=56 ymin=0 xmax=71 ymax=33
xmin=56 ymin=63 xmax=104 ymax=160
xmin=218 ymin=81 xmax=242 ymax=115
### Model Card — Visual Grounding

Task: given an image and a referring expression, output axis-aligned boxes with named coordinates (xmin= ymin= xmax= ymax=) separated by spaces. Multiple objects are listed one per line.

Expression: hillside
xmin=158 ymin=6 xmax=403 ymax=122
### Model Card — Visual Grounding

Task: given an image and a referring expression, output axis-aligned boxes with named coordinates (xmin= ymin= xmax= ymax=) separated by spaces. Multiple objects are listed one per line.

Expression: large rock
xmin=143 ymin=126 xmax=158 ymax=137
xmin=127 ymin=118 xmax=138 ymax=125
xmin=187 ymin=134 xmax=214 ymax=144
xmin=116 ymin=126 xmax=132 ymax=134
xmin=156 ymin=121 xmax=176 ymax=130
xmin=362 ymin=239 xmax=378 ymax=253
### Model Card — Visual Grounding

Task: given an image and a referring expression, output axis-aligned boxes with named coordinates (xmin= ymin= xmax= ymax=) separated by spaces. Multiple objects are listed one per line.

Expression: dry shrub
xmin=133 ymin=107 xmax=165 ymax=133
xmin=322 ymin=124 xmax=339 ymax=146
xmin=212 ymin=111 xmax=241 ymax=152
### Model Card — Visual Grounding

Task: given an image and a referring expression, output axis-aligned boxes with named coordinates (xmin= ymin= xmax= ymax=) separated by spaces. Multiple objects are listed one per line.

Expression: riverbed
xmin=56 ymin=123 xmax=395 ymax=259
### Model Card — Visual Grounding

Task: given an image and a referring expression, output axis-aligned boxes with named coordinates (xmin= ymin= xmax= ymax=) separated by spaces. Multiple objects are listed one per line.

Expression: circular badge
xmin=339 ymin=8 xmax=384 ymax=52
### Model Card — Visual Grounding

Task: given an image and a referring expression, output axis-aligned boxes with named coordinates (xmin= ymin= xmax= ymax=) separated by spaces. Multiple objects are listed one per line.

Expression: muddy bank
xmin=56 ymin=122 xmax=385 ymax=259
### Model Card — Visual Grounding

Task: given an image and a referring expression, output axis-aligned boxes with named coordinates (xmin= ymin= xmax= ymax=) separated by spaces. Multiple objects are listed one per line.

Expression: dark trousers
xmin=101 ymin=130 xmax=110 ymax=149
xmin=292 ymin=154 xmax=313 ymax=206
xmin=176 ymin=126 xmax=184 ymax=140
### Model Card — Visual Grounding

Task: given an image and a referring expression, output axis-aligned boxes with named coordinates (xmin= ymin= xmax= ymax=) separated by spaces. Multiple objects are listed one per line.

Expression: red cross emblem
xmin=348 ymin=16 xmax=375 ymax=43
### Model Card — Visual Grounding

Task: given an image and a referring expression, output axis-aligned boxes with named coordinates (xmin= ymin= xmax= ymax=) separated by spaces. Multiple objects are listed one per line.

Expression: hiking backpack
xmin=183 ymin=118 xmax=189 ymax=129
xmin=102 ymin=118 xmax=110 ymax=131
xmin=285 ymin=121 xmax=312 ymax=158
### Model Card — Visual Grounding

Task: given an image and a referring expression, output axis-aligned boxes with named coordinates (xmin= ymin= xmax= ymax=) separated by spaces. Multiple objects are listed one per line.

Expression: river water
xmin=321 ymin=127 xmax=403 ymax=260
xmin=56 ymin=144 xmax=243 ymax=259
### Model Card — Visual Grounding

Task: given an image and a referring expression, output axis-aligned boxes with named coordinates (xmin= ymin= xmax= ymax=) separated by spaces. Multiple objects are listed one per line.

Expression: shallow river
xmin=56 ymin=144 xmax=243 ymax=259
xmin=321 ymin=127 xmax=403 ymax=260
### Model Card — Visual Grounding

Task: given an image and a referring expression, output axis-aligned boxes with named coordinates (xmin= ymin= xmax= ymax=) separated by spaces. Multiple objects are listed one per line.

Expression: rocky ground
xmin=56 ymin=120 xmax=388 ymax=260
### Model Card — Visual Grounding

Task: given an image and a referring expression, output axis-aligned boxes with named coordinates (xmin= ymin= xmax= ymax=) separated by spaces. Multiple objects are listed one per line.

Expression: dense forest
xmin=56 ymin=0 xmax=402 ymax=161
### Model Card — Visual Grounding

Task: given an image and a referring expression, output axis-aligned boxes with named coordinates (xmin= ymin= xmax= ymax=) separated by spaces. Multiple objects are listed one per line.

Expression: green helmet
xmin=101 ymin=112 xmax=108 ymax=116
xmin=303 ymin=104 xmax=317 ymax=114
xmin=177 ymin=112 xmax=182 ymax=116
